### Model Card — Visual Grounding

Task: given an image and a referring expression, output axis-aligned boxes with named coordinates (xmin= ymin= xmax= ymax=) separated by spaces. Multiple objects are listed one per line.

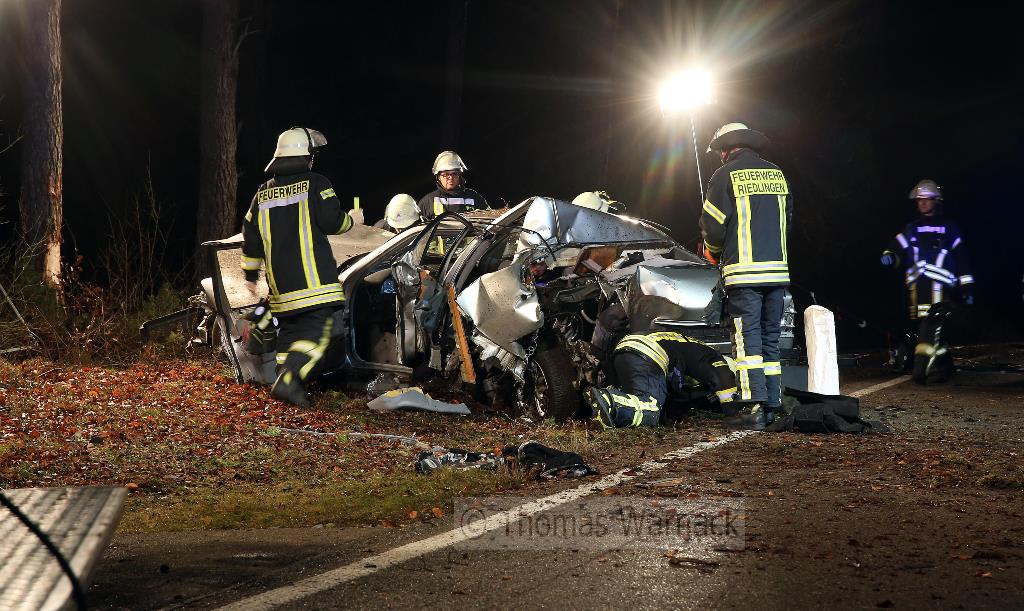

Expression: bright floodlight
xmin=658 ymin=69 xmax=714 ymax=112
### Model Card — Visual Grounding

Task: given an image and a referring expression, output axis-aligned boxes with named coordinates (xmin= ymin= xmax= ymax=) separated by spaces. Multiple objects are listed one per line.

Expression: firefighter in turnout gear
xmin=586 ymin=332 xmax=737 ymax=428
xmin=416 ymin=151 xmax=489 ymax=221
xmin=241 ymin=127 xmax=358 ymax=407
xmin=881 ymin=179 xmax=974 ymax=377
xmin=700 ymin=122 xmax=792 ymax=430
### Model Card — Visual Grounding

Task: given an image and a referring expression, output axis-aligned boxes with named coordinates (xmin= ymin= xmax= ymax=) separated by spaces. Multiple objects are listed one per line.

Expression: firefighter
xmin=586 ymin=331 xmax=737 ymax=428
xmin=700 ymin=122 xmax=793 ymax=430
xmin=880 ymin=179 xmax=974 ymax=375
xmin=416 ymin=151 xmax=489 ymax=221
xmin=241 ymin=127 xmax=360 ymax=407
xmin=374 ymin=193 xmax=420 ymax=233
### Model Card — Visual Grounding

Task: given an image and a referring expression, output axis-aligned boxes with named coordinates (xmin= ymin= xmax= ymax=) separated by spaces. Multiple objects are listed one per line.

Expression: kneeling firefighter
xmin=241 ymin=127 xmax=361 ymax=407
xmin=586 ymin=332 xmax=737 ymax=428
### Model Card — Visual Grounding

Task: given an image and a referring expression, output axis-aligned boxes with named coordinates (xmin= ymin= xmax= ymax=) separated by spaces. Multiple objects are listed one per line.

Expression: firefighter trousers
xmin=727 ymin=286 xmax=785 ymax=408
xmin=275 ymin=306 xmax=338 ymax=388
xmin=600 ymin=351 xmax=666 ymax=427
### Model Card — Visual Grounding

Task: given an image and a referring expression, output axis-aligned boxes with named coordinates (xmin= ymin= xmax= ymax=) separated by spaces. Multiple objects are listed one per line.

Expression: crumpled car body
xmin=157 ymin=197 xmax=795 ymax=421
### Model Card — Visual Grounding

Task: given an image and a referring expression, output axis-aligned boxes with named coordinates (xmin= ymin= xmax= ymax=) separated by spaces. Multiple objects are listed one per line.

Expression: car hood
xmin=515 ymin=196 xmax=672 ymax=255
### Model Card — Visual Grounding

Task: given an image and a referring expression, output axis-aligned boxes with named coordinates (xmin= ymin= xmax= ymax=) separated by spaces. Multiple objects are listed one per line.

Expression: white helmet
xmin=571 ymin=191 xmax=612 ymax=213
xmin=432 ymin=150 xmax=468 ymax=175
xmin=385 ymin=194 xmax=419 ymax=230
xmin=706 ymin=122 xmax=768 ymax=153
xmin=265 ymin=127 xmax=326 ymax=171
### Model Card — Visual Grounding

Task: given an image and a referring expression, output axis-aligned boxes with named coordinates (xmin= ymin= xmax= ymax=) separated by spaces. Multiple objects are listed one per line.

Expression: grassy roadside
xmin=0 ymin=357 xmax=675 ymax=532
xmin=119 ymin=470 xmax=523 ymax=533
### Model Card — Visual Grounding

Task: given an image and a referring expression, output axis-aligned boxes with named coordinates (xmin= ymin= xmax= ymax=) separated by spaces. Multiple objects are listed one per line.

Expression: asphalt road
xmin=89 ymin=345 xmax=1024 ymax=610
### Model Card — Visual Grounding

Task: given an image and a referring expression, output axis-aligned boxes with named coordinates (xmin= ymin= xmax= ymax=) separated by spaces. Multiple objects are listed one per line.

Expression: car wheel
xmin=517 ymin=345 xmax=579 ymax=422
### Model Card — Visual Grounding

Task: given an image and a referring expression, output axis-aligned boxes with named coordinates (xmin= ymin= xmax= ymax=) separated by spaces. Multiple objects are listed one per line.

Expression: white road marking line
xmin=847 ymin=375 xmax=912 ymax=398
xmin=217 ymin=430 xmax=756 ymax=610
xmin=219 ymin=374 xmax=910 ymax=610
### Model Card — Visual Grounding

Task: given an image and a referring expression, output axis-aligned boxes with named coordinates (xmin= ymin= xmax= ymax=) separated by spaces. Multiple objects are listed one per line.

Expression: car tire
xmin=519 ymin=345 xmax=580 ymax=422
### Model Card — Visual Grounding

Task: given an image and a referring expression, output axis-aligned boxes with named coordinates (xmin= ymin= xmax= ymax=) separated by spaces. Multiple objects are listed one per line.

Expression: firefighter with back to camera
xmin=700 ymin=122 xmax=793 ymax=431
xmin=241 ymin=127 xmax=362 ymax=407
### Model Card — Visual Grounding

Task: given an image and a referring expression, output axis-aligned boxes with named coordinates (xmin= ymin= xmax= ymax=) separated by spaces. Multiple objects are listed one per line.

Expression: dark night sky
xmin=1 ymin=0 xmax=1022 ymax=340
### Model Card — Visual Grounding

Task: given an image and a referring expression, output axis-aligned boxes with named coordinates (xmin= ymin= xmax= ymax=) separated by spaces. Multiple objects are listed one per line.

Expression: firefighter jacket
xmin=241 ymin=172 xmax=354 ymax=316
xmin=416 ymin=186 xmax=488 ymax=221
xmin=615 ymin=331 xmax=737 ymax=404
xmin=883 ymin=216 xmax=973 ymax=319
xmin=700 ymin=148 xmax=793 ymax=288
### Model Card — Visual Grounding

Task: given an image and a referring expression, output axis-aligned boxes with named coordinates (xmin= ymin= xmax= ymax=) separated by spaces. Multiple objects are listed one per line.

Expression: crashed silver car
xmin=150 ymin=197 xmax=794 ymax=421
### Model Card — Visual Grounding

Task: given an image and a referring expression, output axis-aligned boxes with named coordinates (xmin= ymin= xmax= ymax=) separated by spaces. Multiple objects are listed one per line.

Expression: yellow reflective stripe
xmin=298 ymin=199 xmax=321 ymax=288
xmin=736 ymin=355 xmax=764 ymax=371
xmin=702 ymin=199 xmax=726 ymax=224
xmin=269 ymin=283 xmax=345 ymax=313
xmin=604 ymin=390 xmax=659 ymax=427
xmin=298 ymin=317 xmax=333 ymax=380
xmin=735 ymin=195 xmax=753 ymax=264
xmin=241 ymin=255 xmax=262 ymax=271
xmin=733 ymin=316 xmax=750 ymax=400
xmin=276 ymin=353 xmax=288 ymax=365
xmin=704 ymin=240 xmax=723 ymax=254
xmin=433 ymin=197 xmax=444 ymax=216
xmin=320 ymin=188 xmax=336 ymax=199
xmin=764 ymin=361 xmax=782 ymax=376
xmin=724 ymin=272 xmax=791 ymax=286
xmin=716 ymin=387 xmax=737 ymax=403
xmin=723 ymin=261 xmax=788 ymax=274
xmin=275 ymin=294 xmax=344 ymax=313
xmin=272 ymin=283 xmax=345 ymax=303
xmin=244 ymin=208 xmax=253 ymax=223
xmin=288 ymin=339 xmax=318 ymax=354
xmin=616 ymin=341 xmax=668 ymax=373
xmin=258 ymin=207 xmax=279 ymax=294
xmin=336 ymin=212 xmax=353 ymax=235
xmin=778 ymin=195 xmax=786 ymax=262
xmin=615 ymin=335 xmax=669 ymax=373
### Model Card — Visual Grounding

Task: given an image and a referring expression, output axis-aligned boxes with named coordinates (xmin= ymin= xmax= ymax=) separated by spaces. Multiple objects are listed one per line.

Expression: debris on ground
xmin=368 ymin=387 xmax=471 ymax=415
xmin=502 ymin=441 xmax=597 ymax=479
xmin=415 ymin=448 xmax=503 ymax=474
xmin=415 ymin=441 xmax=597 ymax=480
xmin=663 ymin=550 xmax=720 ymax=572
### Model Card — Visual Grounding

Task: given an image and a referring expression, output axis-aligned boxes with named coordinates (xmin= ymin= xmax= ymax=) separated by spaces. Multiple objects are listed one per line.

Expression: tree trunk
xmin=18 ymin=0 xmax=63 ymax=290
xmin=196 ymin=0 xmax=240 ymax=273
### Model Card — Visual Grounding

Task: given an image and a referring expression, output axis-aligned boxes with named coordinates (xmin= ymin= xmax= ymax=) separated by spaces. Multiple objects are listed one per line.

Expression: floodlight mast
xmin=658 ymin=69 xmax=715 ymax=204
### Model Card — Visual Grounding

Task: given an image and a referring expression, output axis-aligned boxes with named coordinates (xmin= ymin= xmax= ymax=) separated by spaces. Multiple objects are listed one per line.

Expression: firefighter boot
xmin=586 ymin=387 xmax=616 ymax=429
xmin=723 ymin=403 xmax=767 ymax=431
xmin=271 ymin=370 xmax=310 ymax=408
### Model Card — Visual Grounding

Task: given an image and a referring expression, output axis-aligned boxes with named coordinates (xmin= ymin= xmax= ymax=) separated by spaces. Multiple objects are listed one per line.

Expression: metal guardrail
xmin=0 ymin=487 xmax=126 ymax=610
